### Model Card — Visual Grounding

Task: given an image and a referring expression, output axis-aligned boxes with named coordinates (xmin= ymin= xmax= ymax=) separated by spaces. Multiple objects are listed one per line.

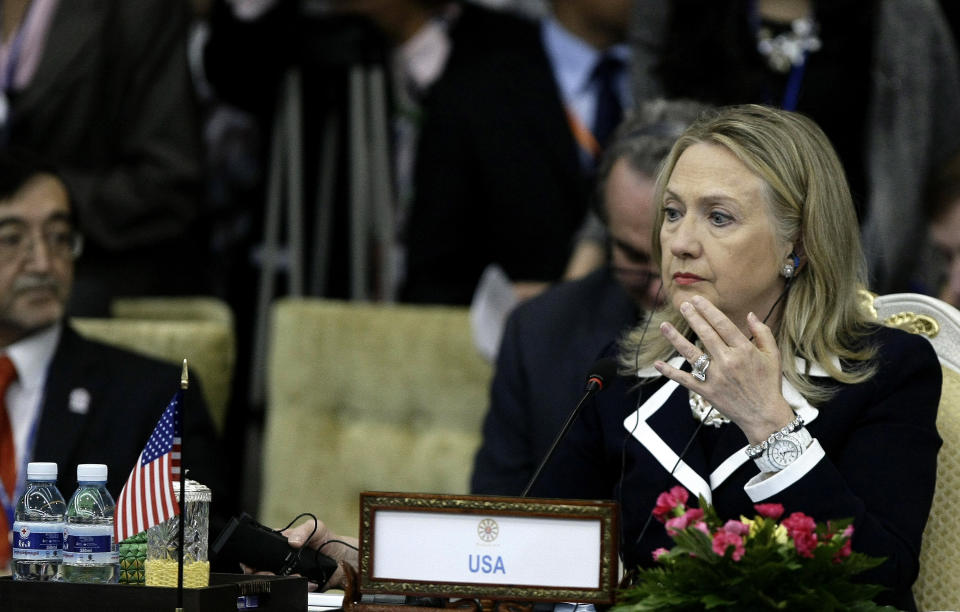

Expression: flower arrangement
xmin=613 ymin=486 xmax=897 ymax=611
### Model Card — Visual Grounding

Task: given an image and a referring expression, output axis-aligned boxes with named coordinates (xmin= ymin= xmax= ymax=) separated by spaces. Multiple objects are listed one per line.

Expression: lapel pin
xmin=68 ymin=388 xmax=91 ymax=415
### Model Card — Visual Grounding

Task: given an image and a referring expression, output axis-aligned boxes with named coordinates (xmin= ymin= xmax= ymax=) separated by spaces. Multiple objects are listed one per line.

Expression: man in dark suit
xmin=2 ymin=0 xmax=205 ymax=316
xmin=0 ymin=152 xmax=223 ymax=568
xmin=470 ymin=101 xmax=706 ymax=495
xmin=400 ymin=0 xmax=633 ymax=304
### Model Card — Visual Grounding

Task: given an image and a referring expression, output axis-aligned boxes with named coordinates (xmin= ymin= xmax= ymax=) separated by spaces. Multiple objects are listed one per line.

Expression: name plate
xmin=358 ymin=492 xmax=618 ymax=604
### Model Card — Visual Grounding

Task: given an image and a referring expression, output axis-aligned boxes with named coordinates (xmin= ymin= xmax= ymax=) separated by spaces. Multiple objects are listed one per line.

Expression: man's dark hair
xmin=0 ymin=149 xmax=78 ymax=227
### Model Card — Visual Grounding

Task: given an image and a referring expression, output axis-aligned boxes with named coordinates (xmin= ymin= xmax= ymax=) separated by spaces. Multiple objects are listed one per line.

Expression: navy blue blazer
xmin=471 ymin=268 xmax=637 ymax=495
xmin=33 ymin=325 xmax=225 ymax=505
xmin=531 ymin=325 xmax=941 ymax=611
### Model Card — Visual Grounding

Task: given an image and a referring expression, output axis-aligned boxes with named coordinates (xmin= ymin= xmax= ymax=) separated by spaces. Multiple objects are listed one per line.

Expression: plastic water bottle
xmin=12 ymin=462 xmax=66 ymax=581
xmin=61 ymin=464 xmax=119 ymax=583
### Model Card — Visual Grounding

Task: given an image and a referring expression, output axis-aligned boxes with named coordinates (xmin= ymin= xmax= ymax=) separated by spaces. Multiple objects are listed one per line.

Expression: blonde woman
xmin=530 ymin=105 xmax=941 ymax=611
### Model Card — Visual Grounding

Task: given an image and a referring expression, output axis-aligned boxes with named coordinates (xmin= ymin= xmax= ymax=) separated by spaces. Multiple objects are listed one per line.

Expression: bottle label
xmin=12 ymin=521 xmax=64 ymax=561
xmin=63 ymin=524 xmax=118 ymax=565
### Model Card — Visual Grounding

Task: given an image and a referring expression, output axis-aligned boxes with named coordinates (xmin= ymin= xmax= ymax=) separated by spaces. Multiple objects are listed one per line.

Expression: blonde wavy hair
xmin=620 ymin=104 xmax=877 ymax=404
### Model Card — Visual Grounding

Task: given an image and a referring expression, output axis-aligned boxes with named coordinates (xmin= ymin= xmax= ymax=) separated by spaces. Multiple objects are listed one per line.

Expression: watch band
xmin=745 ymin=413 xmax=805 ymax=459
xmin=753 ymin=427 xmax=812 ymax=473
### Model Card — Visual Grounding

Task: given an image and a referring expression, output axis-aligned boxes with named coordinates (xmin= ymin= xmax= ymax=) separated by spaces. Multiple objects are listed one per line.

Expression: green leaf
xmin=700 ymin=593 xmax=737 ymax=608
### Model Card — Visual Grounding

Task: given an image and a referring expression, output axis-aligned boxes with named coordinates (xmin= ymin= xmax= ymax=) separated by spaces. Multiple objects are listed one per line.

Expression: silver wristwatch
xmin=753 ymin=427 xmax=812 ymax=473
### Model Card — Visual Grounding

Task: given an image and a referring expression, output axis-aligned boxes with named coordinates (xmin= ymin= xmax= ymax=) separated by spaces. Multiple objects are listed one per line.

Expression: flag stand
xmin=176 ymin=360 xmax=188 ymax=612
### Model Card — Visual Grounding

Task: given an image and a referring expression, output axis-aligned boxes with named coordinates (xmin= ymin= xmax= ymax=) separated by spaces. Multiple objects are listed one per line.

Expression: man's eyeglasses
xmin=0 ymin=225 xmax=84 ymax=261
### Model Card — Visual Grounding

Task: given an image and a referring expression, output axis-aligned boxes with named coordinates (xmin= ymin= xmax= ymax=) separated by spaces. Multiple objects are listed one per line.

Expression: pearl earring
xmin=781 ymin=262 xmax=795 ymax=278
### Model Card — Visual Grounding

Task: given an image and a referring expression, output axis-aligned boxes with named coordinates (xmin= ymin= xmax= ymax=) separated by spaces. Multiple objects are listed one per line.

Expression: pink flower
xmin=653 ymin=486 xmax=690 ymax=523
xmin=692 ymin=521 xmax=710 ymax=536
xmin=793 ymin=531 xmax=818 ymax=558
xmin=833 ymin=538 xmax=852 ymax=563
xmin=781 ymin=512 xmax=817 ymax=539
xmin=825 ymin=521 xmax=854 ymax=541
xmin=753 ymin=503 xmax=785 ymax=520
xmin=711 ymin=530 xmax=745 ymax=561
xmin=831 ymin=525 xmax=855 ymax=563
xmin=664 ymin=508 xmax=705 ymax=536
xmin=652 ymin=547 xmax=669 ymax=561
xmin=722 ymin=519 xmax=750 ymax=536
xmin=664 ymin=516 xmax=686 ymax=536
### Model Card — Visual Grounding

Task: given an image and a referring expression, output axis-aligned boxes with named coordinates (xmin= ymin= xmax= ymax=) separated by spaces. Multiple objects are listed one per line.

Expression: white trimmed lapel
xmin=624 ymin=356 xmax=713 ymax=503
xmin=625 ymin=354 xmax=829 ymax=498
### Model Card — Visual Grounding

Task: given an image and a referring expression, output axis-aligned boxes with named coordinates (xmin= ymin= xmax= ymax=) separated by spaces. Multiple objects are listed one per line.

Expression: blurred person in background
xmin=400 ymin=0 xmax=634 ymax=304
xmin=926 ymin=156 xmax=960 ymax=308
xmin=0 ymin=151 xmax=224 ymax=572
xmin=0 ymin=0 xmax=207 ymax=316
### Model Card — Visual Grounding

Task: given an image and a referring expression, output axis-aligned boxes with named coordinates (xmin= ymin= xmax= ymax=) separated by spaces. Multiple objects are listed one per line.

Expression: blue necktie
xmin=591 ymin=54 xmax=625 ymax=152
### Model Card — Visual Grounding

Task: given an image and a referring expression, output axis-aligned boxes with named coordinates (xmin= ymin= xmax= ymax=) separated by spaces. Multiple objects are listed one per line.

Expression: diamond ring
xmin=691 ymin=353 xmax=711 ymax=382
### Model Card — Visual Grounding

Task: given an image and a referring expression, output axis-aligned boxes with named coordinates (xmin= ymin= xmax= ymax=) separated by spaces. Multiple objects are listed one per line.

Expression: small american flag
xmin=114 ymin=390 xmax=182 ymax=541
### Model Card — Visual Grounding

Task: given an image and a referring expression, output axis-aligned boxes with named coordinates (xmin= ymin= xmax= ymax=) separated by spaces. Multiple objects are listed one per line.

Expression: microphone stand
xmin=176 ymin=361 xmax=188 ymax=612
xmin=520 ymin=388 xmax=598 ymax=497
xmin=520 ymin=361 xmax=613 ymax=498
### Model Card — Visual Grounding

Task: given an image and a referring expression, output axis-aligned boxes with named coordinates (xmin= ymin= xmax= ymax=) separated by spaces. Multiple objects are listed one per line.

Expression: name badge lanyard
xmin=780 ymin=56 xmax=807 ymax=112
xmin=748 ymin=0 xmax=811 ymax=112
xmin=566 ymin=108 xmax=602 ymax=168
xmin=1 ymin=412 xmax=42 ymax=530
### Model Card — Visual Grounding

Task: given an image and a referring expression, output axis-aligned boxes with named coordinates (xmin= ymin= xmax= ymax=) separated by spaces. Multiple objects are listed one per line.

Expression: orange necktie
xmin=0 ymin=355 xmax=19 ymax=569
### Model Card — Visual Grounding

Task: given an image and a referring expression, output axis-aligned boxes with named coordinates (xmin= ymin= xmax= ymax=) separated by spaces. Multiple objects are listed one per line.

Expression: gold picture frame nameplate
xmin=357 ymin=492 xmax=619 ymax=605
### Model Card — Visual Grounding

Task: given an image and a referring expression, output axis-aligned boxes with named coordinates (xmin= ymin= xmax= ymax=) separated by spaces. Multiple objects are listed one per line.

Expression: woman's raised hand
xmin=653 ymin=295 xmax=795 ymax=444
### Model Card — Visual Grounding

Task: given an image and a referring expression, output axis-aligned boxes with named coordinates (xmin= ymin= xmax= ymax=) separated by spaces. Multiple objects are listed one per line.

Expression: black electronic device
xmin=211 ymin=513 xmax=339 ymax=587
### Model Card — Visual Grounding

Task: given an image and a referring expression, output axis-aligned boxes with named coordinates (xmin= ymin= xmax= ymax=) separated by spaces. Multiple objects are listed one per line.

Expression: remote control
xmin=211 ymin=512 xmax=339 ymax=586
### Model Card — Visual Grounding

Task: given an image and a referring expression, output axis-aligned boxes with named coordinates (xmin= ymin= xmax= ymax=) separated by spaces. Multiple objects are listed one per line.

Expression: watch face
xmin=769 ymin=438 xmax=801 ymax=467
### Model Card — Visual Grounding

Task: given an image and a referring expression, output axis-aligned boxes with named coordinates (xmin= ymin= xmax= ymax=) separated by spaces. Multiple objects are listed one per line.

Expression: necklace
xmin=689 ymin=390 xmax=730 ymax=428
xmin=755 ymin=16 xmax=821 ymax=73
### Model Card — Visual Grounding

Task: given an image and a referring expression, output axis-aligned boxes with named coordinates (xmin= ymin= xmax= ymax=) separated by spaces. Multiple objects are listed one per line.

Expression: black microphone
xmin=520 ymin=357 xmax=619 ymax=497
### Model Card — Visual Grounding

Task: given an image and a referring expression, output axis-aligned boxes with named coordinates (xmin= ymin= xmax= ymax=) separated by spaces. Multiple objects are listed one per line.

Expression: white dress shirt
xmin=4 ymin=322 xmax=61 ymax=481
xmin=540 ymin=14 xmax=631 ymax=166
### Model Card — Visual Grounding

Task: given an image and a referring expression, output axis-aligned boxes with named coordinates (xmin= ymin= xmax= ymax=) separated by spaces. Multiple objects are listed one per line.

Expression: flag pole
xmin=176 ymin=360 xmax=188 ymax=612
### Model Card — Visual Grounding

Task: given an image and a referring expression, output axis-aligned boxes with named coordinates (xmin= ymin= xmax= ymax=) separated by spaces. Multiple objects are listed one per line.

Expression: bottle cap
xmin=76 ymin=463 xmax=108 ymax=482
xmin=26 ymin=462 xmax=57 ymax=480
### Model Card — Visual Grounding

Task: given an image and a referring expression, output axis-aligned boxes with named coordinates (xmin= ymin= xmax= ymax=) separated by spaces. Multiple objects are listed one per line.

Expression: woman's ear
xmin=791 ymin=241 xmax=806 ymax=271
xmin=780 ymin=242 xmax=804 ymax=280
